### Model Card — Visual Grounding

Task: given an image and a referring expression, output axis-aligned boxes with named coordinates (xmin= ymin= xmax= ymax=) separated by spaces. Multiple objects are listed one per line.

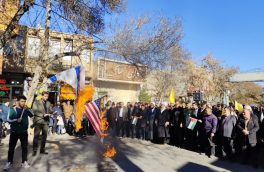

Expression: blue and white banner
xmin=48 ymin=65 xmax=85 ymax=91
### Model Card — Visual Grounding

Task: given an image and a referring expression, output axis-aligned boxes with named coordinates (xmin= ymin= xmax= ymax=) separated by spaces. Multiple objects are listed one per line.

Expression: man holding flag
xmin=3 ymin=96 xmax=33 ymax=171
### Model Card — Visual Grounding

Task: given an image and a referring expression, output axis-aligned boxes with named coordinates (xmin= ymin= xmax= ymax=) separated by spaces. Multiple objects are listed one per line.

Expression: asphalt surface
xmin=0 ymin=133 xmax=263 ymax=172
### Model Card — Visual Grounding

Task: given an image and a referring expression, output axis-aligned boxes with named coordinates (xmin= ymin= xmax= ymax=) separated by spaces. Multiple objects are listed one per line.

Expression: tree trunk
xmin=26 ymin=0 xmax=51 ymax=106
xmin=26 ymin=65 xmax=43 ymax=107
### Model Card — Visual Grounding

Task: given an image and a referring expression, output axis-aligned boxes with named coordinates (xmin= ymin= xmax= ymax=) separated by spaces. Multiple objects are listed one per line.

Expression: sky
xmin=104 ymin=0 xmax=264 ymax=72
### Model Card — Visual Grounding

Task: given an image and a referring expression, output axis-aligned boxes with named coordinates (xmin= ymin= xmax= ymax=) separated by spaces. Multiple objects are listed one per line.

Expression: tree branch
xmin=0 ymin=0 xmax=35 ymax=48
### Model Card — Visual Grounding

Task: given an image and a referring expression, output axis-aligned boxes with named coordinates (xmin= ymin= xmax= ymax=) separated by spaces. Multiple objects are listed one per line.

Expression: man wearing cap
xmin=201 ymin=104 xmax=218 ymax=158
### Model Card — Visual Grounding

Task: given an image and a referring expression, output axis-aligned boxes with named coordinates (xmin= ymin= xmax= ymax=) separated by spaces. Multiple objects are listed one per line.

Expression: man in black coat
xmin=131 ymin=103 xmax=140 ymax=138
xmin=170 ymin=102 xmax=184 ymax=147
xmin=236 ymin=105 xmax=259 ymax=165
xmin=148 ymin=103 xmax=158 ymax=142
xmin=106 ymin=102 xmax=118 ymax=137
xmin=139 ymin=104 xmax=148 ymax=140
xmin=156 ymin=102 xmax=170 ymax=144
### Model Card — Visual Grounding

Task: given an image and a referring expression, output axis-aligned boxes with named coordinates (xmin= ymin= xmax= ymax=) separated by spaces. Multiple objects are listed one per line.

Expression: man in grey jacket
xmin=237 ymin=105 xmax=259 ymax=165
xmin=218 ymin=107 xmax=237 ymax=159
xmin=32 ymin=92 xmax=53 ymax=156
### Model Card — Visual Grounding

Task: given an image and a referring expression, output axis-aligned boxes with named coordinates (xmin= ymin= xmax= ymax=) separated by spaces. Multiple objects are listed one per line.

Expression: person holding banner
xmin=3 ymin=96 xmax=33 ymax=171
xmin=32 ymin=91 xmax=53 ymax=156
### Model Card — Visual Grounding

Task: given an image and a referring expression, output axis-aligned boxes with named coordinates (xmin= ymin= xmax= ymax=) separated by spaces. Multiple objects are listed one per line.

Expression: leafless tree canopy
xmin=101 ymin=16 xmax=184 ymax=71
xmin=50 ymin=0 xmax=124 ymax=34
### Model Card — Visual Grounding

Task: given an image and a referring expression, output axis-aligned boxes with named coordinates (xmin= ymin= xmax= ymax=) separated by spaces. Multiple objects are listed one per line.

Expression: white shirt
xmin=119 ymin=107 xmax=123 ymax=117
xmin=57 ymin=115 xmax=64 ymax=126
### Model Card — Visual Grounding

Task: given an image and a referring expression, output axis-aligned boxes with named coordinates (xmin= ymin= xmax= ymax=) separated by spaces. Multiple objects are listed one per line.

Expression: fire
xmin=100 ymin=117 xmax=109 ymax=131
xmin=100 ymin=133 xmax=109 ymax=137
xmin=103 ymin=146 xmax=117 ymax=158
xmin=100 ymin=110 xmax=106 ymax=118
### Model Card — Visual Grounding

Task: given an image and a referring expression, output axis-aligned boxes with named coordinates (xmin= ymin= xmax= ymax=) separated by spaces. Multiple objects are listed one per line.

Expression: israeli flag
xmin=48 ymin=65 xmax=85 ymax=92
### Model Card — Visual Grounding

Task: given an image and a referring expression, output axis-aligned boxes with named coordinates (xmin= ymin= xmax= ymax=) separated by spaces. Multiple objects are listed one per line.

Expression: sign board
xmin=98 ymin=59 xmax=145 ymax=82
xmin=0 ymin=86 xmax=10 ymax=99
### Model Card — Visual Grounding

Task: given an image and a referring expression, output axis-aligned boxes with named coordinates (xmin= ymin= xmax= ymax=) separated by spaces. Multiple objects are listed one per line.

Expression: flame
xmin=100 ymin=133 xmax=109 ymax=137
xmin=103 ymin=146 xmax=117 ymax=158
xmin=75 ymin=86 xmax=94 ymax=132
xmin=100 ymin=117 xmax=109 ymax=132
xmin=100 ymin=110 xmax=106 ymax=118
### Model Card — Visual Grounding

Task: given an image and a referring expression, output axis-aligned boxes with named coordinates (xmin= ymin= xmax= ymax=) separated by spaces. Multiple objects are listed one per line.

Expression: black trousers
xmin=116 ymin=117 xmax=124 ymax=137
xmin=33 ymin=124 xmax=48 ymax=151
xmin=220 ymin=137 xmax=234 ymax=158
xmin=125 ymin=120 xmax=131 ymax=137
xmin=8 ymin=131 xmax=28 ymax=163
xmin=202 ymin=133 xmax=215 ymax=156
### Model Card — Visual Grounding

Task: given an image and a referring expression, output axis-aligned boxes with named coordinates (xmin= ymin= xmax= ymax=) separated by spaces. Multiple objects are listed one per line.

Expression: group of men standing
xmin=106 ymin=101 xmax=264 ymax=168
xmin=1 ymin=92 xmax=53 ymax=171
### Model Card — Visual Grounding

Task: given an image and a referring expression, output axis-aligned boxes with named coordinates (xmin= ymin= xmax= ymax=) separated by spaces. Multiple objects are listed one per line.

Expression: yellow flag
xmin=235 ymin=101 xmax=243 ymax=113
xmin=169 ymin=88 xmax=175 ymax=104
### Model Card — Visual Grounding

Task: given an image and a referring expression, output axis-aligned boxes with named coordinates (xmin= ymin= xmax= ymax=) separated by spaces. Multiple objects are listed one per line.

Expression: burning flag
xmin=83 ymin=95 xmax=117 ymax=157
xmin=84 ymin=98 xmax=104 ymax=139
xmin=103 ymin=146 xmax=117 ymax=158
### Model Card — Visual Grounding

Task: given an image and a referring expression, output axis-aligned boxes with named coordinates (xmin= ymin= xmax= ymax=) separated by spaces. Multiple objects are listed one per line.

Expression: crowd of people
xmin=105 ymin=101 xmax=264 ymax=168
xmin=0 ymin=94 xmax=264 ymax=170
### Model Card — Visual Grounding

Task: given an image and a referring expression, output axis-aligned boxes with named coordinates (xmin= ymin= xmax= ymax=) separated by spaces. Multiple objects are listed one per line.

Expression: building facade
xmin=0 ymin=26 xmax=93 ymax=102
xmin=93 ymin=58 xmax=146 ymax=104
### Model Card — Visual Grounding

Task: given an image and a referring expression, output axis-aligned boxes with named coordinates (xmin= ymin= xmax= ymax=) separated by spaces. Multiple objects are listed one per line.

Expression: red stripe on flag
xmin=85 ymin=108 xmax=101 ymax=137
xmin=87 ymin=103 xmax=101 ymax=125
xmin=85 ymin=109 xmax=101 ymax=137
xmin=84 ymin=102 xmax=102 ymax=138
xmin=90 ymin=102 xmax=100 ymax=119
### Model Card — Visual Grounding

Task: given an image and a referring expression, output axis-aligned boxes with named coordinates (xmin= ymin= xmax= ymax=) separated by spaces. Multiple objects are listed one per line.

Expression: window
xmin=80 ymin=49 xmax=90 ymax=63
xmin=27 ymin=37 xmax=41 ymax=58
xmin=63 ymin=40 xmax=73 ymax=61
xmin=49 ymin=38 xmax=61 ymax=58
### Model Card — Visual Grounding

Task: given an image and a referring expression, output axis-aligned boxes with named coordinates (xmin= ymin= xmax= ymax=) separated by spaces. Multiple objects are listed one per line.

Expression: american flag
xmin=84 ymin=98 xmax=102 ymax=138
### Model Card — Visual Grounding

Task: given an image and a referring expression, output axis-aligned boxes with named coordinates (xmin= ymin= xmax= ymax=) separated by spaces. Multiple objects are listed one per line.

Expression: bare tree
xmin=100 ymin=16 xmax=184 ymax=72
xmin=0 ymin=0 xmax=125 ymax=105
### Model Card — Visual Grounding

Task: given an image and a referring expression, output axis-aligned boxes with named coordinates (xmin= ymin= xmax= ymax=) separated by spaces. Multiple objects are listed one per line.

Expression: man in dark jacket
xmin=32 ymin=91 xmax=53 ymax=156
xmin=131 ymin=103 xmax=140 ymax=138
xmin=140 ymin=104 xmax=149 ymax=140
xmin=170 ymin=102 xmax=184 ymax=147
xmin=116 ymin=102 xmax=128 ymax=137
xmin=106 ymin=102 xmax=118 ymax=137
xmin=237 ymin=105 xmax=259 ymax=165
xmin=184 ymin=102 xmax=193 ymax=150
xmin=157 ymin=102 xmax=170 ymax=144
xmin=3 ymin=96 xmax=33 ymax=171
xmin=218 ymin=107 xmax=237 ymax=159
xmin=201 ymin=104 xmax=218 ymax=157
xmin=148 ymin=103 xmax=158 ymax=141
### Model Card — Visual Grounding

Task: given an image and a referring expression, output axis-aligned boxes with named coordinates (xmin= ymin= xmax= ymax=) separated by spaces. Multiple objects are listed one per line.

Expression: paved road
xmin=0 ymin=133 xmax=263 ymax=172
